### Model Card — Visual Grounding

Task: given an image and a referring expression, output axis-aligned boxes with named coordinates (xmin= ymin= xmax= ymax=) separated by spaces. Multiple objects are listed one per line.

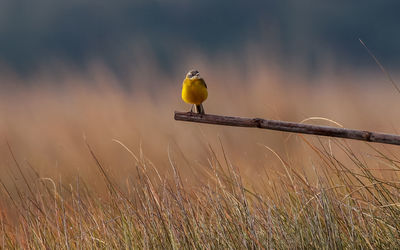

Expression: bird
xmin=181 ymin=69 xmax=208 ymax=114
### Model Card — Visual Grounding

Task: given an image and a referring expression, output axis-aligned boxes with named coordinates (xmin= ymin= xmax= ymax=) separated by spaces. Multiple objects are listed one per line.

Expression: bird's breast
xmin=182 ymin=79 xmax=208 ymax=105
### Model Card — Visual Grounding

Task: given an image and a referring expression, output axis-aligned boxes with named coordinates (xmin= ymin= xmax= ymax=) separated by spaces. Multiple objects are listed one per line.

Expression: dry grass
xmin=0 ymin=59 xmax=399 ymax=248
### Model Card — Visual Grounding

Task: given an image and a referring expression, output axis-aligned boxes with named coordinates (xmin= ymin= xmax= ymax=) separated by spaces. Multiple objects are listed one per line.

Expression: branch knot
xmin=253 ymin=118 xmax=263 ymax=128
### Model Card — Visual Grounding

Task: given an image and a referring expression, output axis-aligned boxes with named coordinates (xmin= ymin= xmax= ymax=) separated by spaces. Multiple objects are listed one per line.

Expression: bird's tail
xmin=196 ymin=104 xmax=205 ymax=114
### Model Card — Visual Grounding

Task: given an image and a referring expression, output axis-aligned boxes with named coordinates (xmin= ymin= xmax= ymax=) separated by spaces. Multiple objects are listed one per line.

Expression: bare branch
xmin=174 ymin=111 xmax=400 ymax=146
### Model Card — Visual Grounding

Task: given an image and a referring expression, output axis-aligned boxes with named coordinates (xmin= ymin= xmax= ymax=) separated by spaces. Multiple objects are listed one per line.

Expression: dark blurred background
xmin=0 ymin=0 xmax=399 ymax=78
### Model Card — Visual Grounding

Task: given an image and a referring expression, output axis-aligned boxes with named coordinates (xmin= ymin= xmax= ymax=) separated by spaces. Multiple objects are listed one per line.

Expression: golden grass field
xmin=0 ymin=58 xmax=400 ymax=248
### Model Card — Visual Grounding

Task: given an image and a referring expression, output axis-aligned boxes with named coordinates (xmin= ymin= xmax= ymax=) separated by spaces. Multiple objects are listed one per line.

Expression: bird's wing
xmin=200 ymin=79 xmax=207 ymax=88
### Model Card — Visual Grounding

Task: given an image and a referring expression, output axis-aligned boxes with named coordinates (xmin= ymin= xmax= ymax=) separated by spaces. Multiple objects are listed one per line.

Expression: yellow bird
xmin=181 ymin=69 xmax=208 ymax=114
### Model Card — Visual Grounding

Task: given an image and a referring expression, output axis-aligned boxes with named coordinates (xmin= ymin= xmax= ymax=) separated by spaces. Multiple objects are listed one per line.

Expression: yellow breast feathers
xmin=182 ymin=78 xmax=208 ymax=105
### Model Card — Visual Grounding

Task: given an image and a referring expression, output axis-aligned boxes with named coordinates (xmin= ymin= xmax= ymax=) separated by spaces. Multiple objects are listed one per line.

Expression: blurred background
xmin=0 ymin=0 xmax=399 ymax=80
xmin=0 ymin=0 xmax=399 ymax=186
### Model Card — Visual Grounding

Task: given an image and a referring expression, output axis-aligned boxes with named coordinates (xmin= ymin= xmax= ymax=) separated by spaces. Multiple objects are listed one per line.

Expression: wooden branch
xmin=174 ymin=111 xmax=400 ymax=146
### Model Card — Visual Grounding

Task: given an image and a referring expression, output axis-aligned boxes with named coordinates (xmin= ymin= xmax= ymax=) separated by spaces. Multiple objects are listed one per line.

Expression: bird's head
xmin=186 ymin=69 xmax=201 ymax=80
